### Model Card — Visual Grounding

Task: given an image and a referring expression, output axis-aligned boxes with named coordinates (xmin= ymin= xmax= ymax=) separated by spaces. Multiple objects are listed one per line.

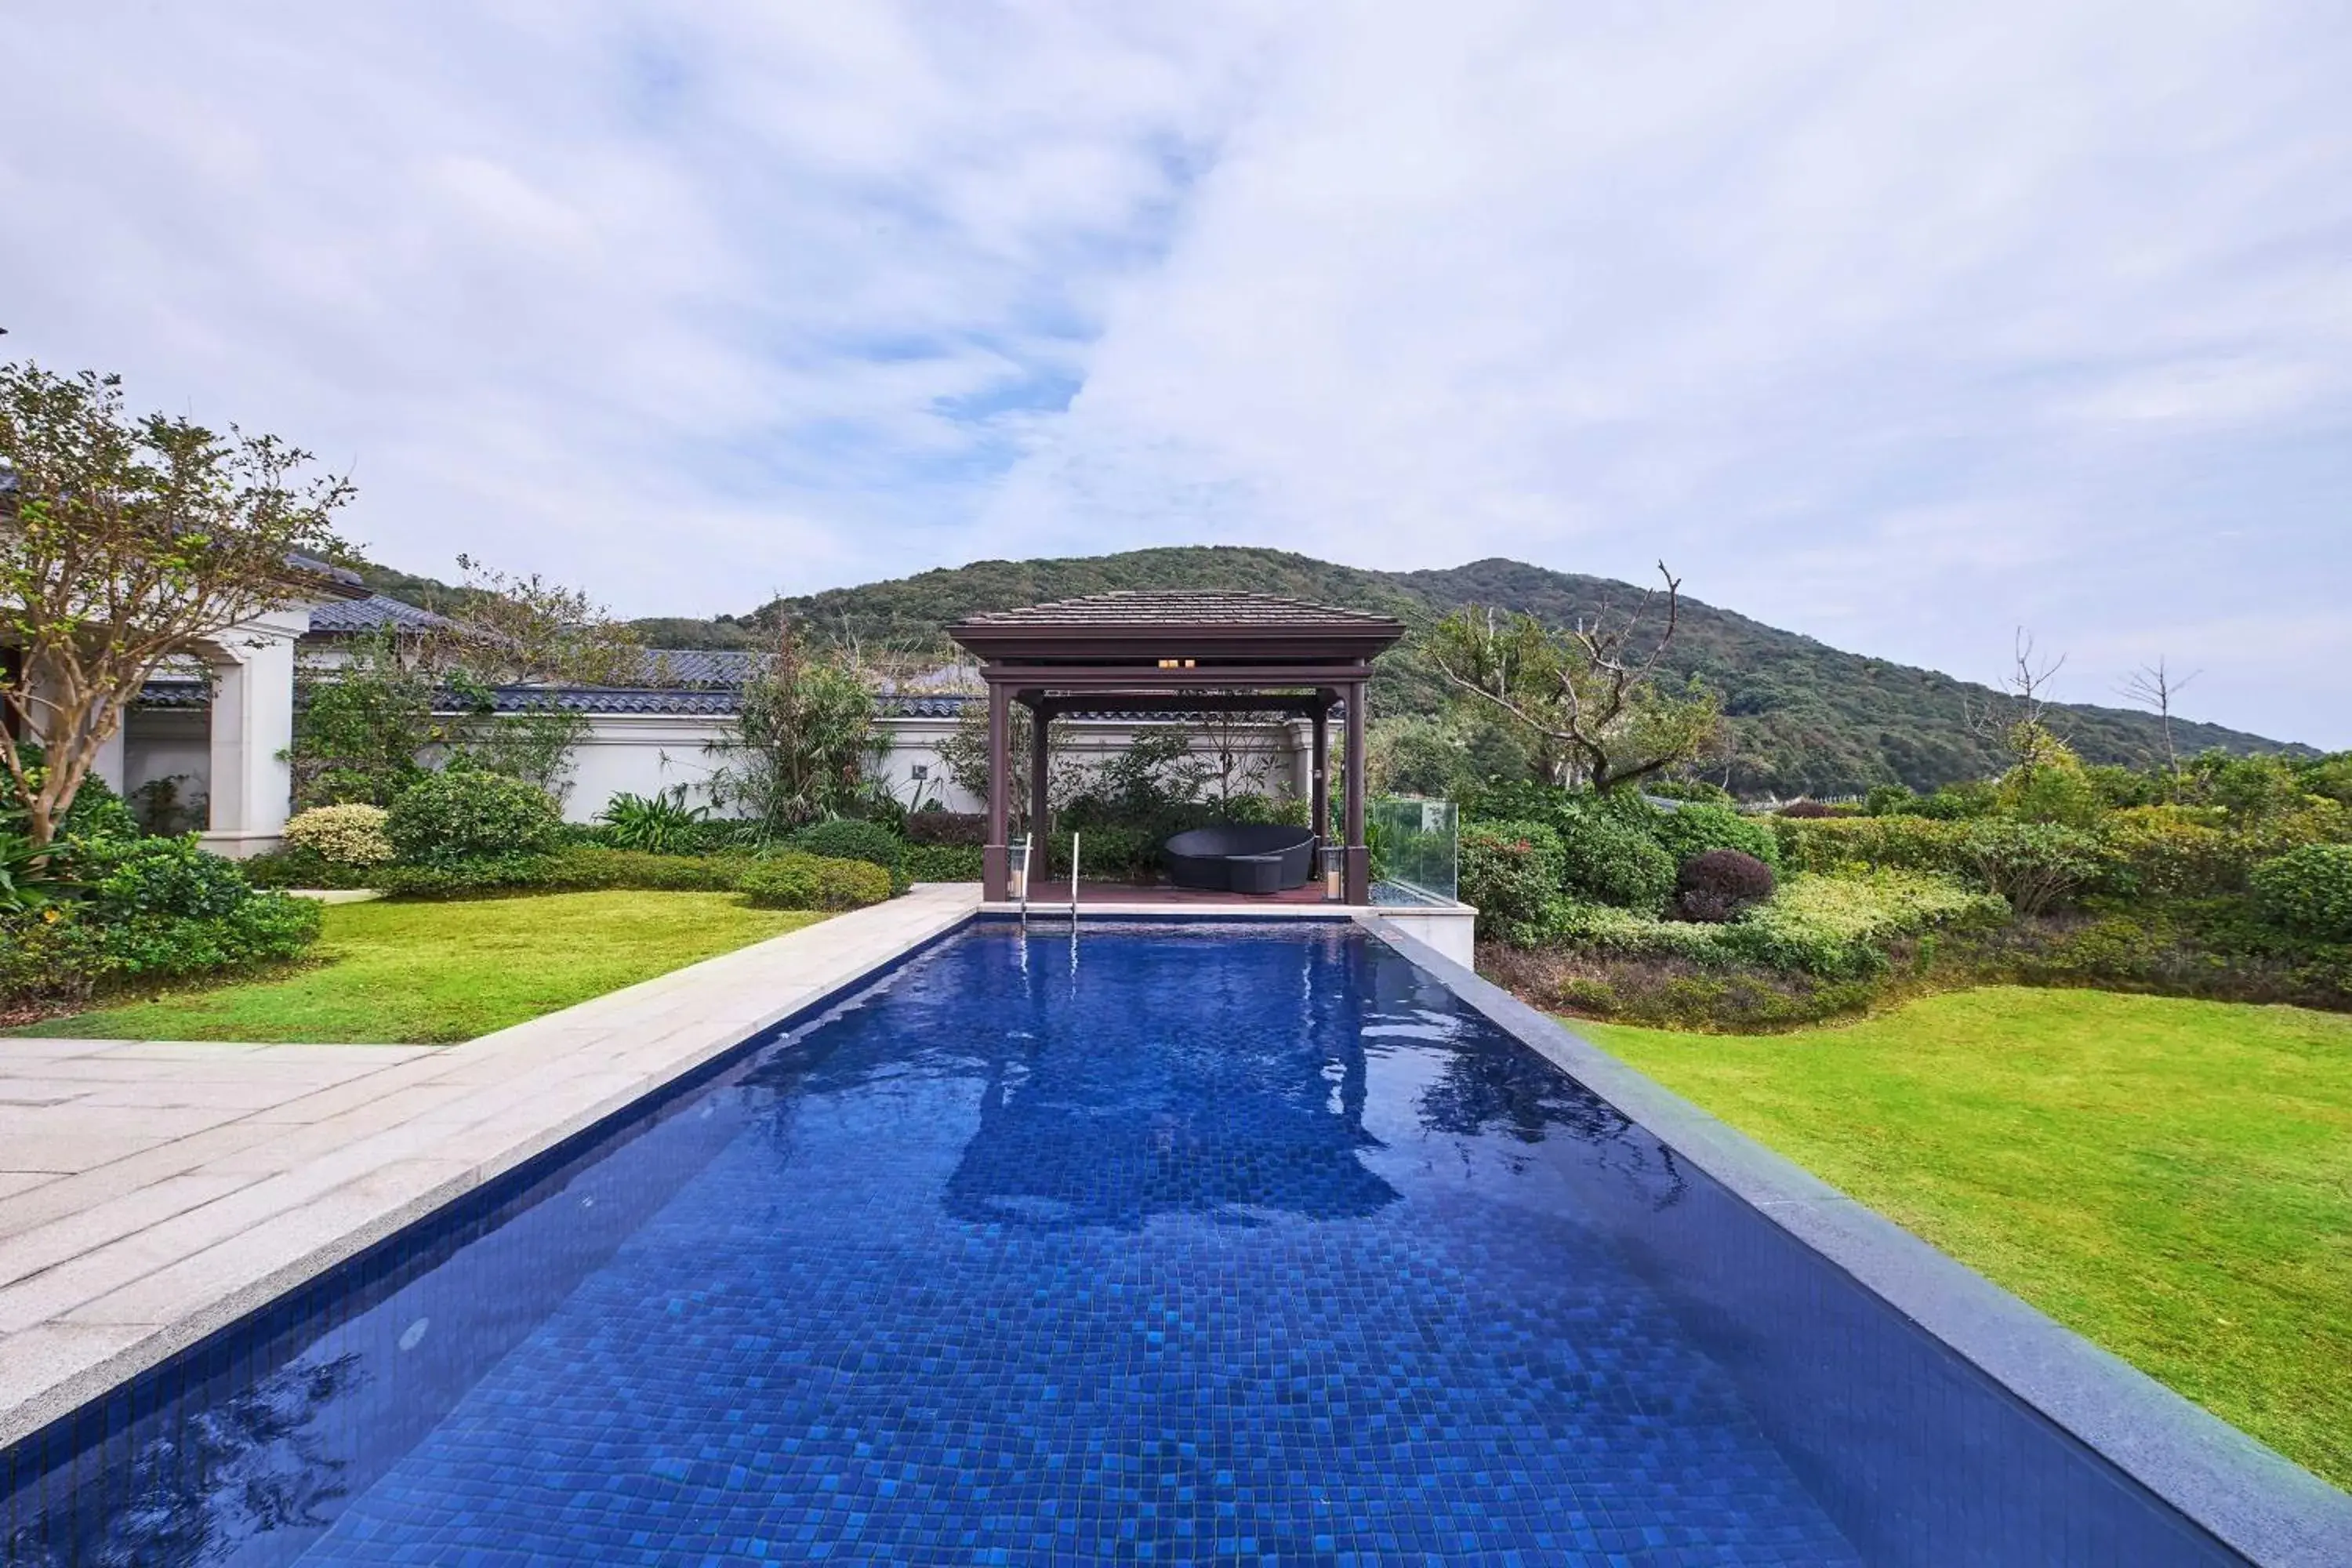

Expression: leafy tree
xmin=0 ymin=362 xmax=351 ymax=845
xmin=446 ymin=554 xmax=647 ymax=686
xmin=707 ymin=623 xmax=884 ymax=837
xmin=1422 ymin=563 xmax=1722 ymax=792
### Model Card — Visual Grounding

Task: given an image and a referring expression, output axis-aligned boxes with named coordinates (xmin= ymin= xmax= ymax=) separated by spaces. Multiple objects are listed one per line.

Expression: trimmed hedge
xmin=742 ymin=853 xmax=894 ymax=911
xmin=903 ymin=844 xmax=984 ymax=882
xmin=906 ymin=811 xmax=985 ymax=846
xmin=783 ymin=819 xmax=905 ymax=873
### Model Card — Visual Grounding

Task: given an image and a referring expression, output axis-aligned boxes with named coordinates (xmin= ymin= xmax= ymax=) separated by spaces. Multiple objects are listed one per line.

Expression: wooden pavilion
xmin=948 ymin=591 xmax=1407 ymax=903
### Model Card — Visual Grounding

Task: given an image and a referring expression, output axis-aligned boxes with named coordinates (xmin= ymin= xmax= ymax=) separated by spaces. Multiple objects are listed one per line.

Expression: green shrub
xmin=372 ymin=847 xmax=757 ymax=898
xmin=1959 ymin=819 xmax=2103 ymax=917
xmin=241 ymin=845 xmax=376 ymax=891
xmin=903 ymin=844 xmax=985 ymax=882
xmin=0 ymin=908 xmax=101 ymax=1005
xmin=2251 ymin=844 xmax=2352 ymax=942
xmin=81 ymin=834 xmax=256 ymax=923
xmin=69 ymin=835 xmax=321 ymax=979
xmin=741 ymin=852 xmax=893 ymax=911
xmin=1050 ymin=825 xmax=1155 ymax=881
xmin=1648 ymin=801 xmax=1779 ymax=869
xmin=1773 ymin=815 xmax=1973 ymax=877
xmin=1555 ymin=806 xmax=1677 ymax=913
xmin=1459 ymin=820 xmax=1566 ymax=946
xmin=2096 ymin=806 xmax=2249 ymax=898
xmin=386 ymin=771 xmax=564 ymax=868
xmin=1864 ymin=784 xmax=1916 ymax=816
xmin=905 ymin=811 xmax=985 ymax=846
xmin=1533 ymin=869 xmax=2006 ymax=980
xmin=1465 ymin=785 xmax=1676 ymax=913
xmin=597 ymin=787 xmax=712 ymax=855
xmin=284 ymin=804 xmax=394 ymax=866
xmin=1719 ymin=870 xmax=2006 ymax=978
xmin=785 ymin=818 xmax=903 ymax=866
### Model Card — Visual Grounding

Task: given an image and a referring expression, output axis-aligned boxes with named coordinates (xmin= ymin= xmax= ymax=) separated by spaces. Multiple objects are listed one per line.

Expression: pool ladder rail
xmin=1015 ymin=829 xmax=1080 ymax=925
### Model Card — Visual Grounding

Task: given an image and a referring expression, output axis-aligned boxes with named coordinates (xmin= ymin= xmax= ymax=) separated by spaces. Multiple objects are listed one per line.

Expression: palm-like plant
xmin=597 ymin=786 xmax=712 ymax=855
xmin=0 ymin=831 xmax=79 ymax=913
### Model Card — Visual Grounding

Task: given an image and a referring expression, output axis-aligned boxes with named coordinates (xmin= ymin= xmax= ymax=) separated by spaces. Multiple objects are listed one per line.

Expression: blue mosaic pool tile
xmin=2 ymin=924 xmax=2249 ymax=1566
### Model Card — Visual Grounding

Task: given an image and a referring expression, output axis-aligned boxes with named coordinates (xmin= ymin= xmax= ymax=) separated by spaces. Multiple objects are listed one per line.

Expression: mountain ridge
xmin=358 ymin=546 xmax=2303 ymax=797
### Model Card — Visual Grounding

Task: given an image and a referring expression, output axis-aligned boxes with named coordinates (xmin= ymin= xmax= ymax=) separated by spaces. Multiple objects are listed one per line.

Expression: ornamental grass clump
xmin=284 ymin=804 xmax=394 ymax=866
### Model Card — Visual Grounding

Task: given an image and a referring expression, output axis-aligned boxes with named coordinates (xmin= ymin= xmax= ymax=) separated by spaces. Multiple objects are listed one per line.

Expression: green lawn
xmin=1587 ymin=987 xmax=2352 ymax=1491
xmin=10 ymin=892 xmax=827 ymax=1045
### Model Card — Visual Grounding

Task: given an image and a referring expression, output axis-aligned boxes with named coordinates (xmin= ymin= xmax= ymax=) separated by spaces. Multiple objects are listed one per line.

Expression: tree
xmin=1965 ymin=628 xmax=2071 ymax=780
xmin=706 ymin=622 xmax=884 ymax=837
xmin=445 ymin=554 xmax=649 ymax=687
xmin=1421 ymin=562 xmax=1722 ymax=792
xmin=0 ymin=362 xmax=352 ymax=847
xmin=2118 ymin=657 xmax=2200 ymax=795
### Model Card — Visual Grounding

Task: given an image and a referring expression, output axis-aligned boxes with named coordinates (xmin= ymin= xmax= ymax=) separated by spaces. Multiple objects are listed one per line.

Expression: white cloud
xmin=4 ymin=0 xmax=2348 ymax=745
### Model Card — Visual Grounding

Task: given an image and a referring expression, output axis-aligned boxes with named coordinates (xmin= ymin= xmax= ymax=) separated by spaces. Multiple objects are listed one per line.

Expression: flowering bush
xmin=285 ymin=804 xmax=394 ymax=866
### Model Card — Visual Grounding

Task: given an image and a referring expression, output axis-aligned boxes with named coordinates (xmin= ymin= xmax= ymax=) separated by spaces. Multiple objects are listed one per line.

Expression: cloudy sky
xmin=5 ymin=2 xmax=2348 ymax=743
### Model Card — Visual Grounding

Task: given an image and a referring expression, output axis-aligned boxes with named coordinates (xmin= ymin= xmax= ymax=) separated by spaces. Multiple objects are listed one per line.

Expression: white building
xmin=108 ymin=591 xmax=1316 ymax=851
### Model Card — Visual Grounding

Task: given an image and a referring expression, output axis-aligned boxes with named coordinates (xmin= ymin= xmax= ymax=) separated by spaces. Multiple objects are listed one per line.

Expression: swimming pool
xmin=0 ymin=922 xmax=2270 ymax=1563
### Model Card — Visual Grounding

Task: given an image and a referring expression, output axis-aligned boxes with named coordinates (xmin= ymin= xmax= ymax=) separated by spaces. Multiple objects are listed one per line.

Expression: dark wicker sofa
xmin=1162 ymin=825 xmax=1317 ymax=893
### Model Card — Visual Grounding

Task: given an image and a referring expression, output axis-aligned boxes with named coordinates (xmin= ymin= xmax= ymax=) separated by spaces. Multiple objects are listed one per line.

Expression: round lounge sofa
xmin=1162 ymin=824 xmax=1317 ymax=894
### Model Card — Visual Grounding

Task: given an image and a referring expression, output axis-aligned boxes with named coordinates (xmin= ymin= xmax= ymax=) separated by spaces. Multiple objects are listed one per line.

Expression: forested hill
xmin=362 ymin=543 xmax=2292 ymax=797
xmin=684 ymin=545 xmax=2295 ymax=797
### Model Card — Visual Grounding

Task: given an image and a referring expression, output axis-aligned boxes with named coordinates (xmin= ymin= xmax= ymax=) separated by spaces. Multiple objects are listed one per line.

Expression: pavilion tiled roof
xmin=956 ymin=590 xmax=1397 ymax=629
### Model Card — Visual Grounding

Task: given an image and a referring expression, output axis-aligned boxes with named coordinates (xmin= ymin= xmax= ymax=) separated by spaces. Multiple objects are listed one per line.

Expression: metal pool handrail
xmin=1069 ymin=831 xmax=1080 ymax=920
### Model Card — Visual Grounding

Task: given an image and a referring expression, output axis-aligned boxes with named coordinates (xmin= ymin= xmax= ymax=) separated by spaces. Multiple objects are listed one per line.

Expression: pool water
xmin=4 ymin=924 xmax=2240 ymax=1566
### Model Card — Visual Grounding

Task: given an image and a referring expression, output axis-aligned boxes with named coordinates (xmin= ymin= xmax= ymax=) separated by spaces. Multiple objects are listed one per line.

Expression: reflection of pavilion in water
xmin=942 ymin=928 xmax=1401 ymax=1230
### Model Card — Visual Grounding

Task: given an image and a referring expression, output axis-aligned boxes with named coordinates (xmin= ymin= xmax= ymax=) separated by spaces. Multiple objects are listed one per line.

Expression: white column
xmin=201 ymin=624 xmax=301 ymax=858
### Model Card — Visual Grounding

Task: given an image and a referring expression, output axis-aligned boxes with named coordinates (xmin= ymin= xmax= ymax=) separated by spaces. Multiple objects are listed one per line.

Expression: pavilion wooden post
xmin=983 ymin=681 xmax=1011 ymax=900
xmin=1025 ymin=694 xmax=1051 ymax=872
xmin=1310 ymin=694 xmax=1330 ymax=851
xmin=1343 ymin=680 xmax=1368 ymax=903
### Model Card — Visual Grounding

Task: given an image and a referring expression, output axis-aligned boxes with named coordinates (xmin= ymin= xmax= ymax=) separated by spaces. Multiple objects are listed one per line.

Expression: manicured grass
xmin=10 ymin=892 xmax=826 ymax=1046
xmin=1586 ymin=987 xmax=2352 ymax=1490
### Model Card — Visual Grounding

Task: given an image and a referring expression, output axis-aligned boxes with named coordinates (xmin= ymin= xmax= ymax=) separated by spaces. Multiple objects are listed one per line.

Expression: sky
xmin=4 ymin=2 xmax=2348 ymax=746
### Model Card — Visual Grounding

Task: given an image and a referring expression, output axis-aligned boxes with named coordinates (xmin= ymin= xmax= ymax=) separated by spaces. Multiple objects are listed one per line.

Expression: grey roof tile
xmin=956 ymin=590 xmax=1396 ymax=629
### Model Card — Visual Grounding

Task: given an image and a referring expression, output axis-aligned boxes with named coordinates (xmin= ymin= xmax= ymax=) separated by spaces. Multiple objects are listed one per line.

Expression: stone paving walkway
xmin=0 ymin=883 xmax=982 ymax=1449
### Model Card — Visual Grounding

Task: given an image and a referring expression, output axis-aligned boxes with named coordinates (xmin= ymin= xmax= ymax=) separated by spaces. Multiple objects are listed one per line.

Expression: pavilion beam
xmin=1344 ymin=679 xmax=1368 ymax=903
xmin=1035 ymin=691 xmax=1324 ymax=720
xmin=978 ymin=665 xmax=1375 ymax=690
xmin=983 ymin=681 xmax=1011 ymax=900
